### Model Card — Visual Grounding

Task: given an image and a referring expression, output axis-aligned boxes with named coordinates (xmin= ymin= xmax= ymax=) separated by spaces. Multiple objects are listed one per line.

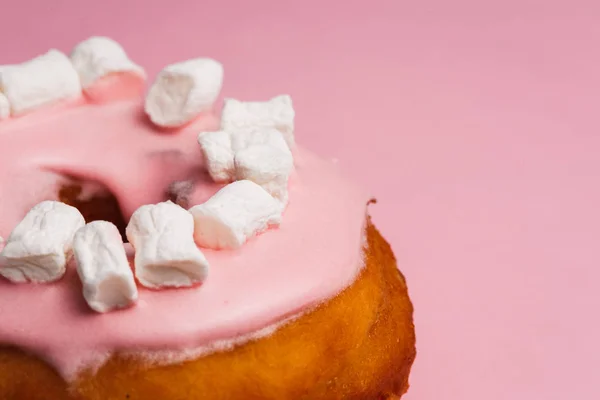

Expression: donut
xmin=0 ymin=37 xmax=415 ymax=400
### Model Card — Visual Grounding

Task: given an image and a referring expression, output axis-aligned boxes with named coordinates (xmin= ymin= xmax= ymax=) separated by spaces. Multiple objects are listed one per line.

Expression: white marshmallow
xmin=0 ymin=66 xmax=9 ymax=120
xmin=189 ymin=180 xmax=282 ymax=249
xmin=0 ymin=92 xmax=9 ymax=120
xmin=230 ymin=127 xmax=290 ymax=153
xmin=197 ymin=130 xmax=234 ymax=182
xmin=70 ymin=36 xmax=145 ymax=91
xmin=221 ymin=95 xmax=295 ymax=149
xmin=198 ymin=127 xmax=293 ymax=194
xmin=126 ymin=201 xmax=209 ymax=288
xmin=0 ymin=66 xmax=10 ymax=119
xmin=0 ymin=201 xmax=85 ymax=283
xmin=235 ymin=144 xmax=293 ymax=204
xmin=73 ymin=221 xmax=137 ymax=313
xmin=0 ymin=50 xmax=81 ymax=116
xmin=145 ymin=58 xmax=223 ymax=128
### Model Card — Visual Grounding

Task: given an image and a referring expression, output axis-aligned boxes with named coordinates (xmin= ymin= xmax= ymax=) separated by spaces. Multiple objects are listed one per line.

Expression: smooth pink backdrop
xmin=1 ymin=1 xmax=599 ymax=398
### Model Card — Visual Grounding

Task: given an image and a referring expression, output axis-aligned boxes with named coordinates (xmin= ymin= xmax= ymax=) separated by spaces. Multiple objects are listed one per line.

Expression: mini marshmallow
xmin=0 ymin=92 xmax=9 ymax=120
xmin=230 ymin=127 xmax=290 ymax=153
xmin=0 ymin=65 xmax=7 ymax=88
xmin=198 ymin=127 xmax=293 ymax=187
xmin=70 ymin=36 xmax=145 ymax=99
xmin=145 ymin=58 xmax=223 ymax=128
xmin=0 ymin=66 xmax=9 ymax=119
xmin=235 ymin=144 xmax=293 ymax=204
xmin=197 ymin=130 xmax=234 ymax=182
xmin=189 ymin=180 xmax=282 ymax=249
xmin=126 ymin=201 xmax=209 ymax=288
xmin=0 ymin=50 xmax=81 ymax=116
xmin=0 ymin=201 xmax=85 ymax=283
xmin=221 ymin=95 xmax=295 ymax=149
xmin=70 ymin=36 xmax=145 ymax=88
xmin=73 ymin=221 xmax=137 ymax=313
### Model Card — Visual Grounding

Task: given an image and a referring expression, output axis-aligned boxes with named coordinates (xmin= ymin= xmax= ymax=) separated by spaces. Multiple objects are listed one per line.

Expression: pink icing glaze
xmin=83 ymin=72 xmax=146 ymax=103
xmin=0 ymin=97 xmax=369 ymax=379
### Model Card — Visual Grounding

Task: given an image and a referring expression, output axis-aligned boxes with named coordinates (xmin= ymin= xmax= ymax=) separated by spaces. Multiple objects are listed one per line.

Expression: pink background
xmin=1 ymin=0 xmax=599 ymax=398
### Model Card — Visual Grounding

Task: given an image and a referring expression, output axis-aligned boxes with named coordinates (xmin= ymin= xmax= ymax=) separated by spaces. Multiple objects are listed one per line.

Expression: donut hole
xmin=58 ymin=179 xmax=128 ymax=242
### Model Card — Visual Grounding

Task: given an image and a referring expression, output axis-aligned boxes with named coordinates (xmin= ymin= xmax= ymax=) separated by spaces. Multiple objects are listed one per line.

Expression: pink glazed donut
xmin=0 ymin=37 xmax=415 ymax=400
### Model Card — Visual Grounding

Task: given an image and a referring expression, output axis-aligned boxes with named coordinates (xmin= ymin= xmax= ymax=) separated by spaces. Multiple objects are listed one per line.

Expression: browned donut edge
xmin=0 ymin=220 xmax=416 ymax=400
